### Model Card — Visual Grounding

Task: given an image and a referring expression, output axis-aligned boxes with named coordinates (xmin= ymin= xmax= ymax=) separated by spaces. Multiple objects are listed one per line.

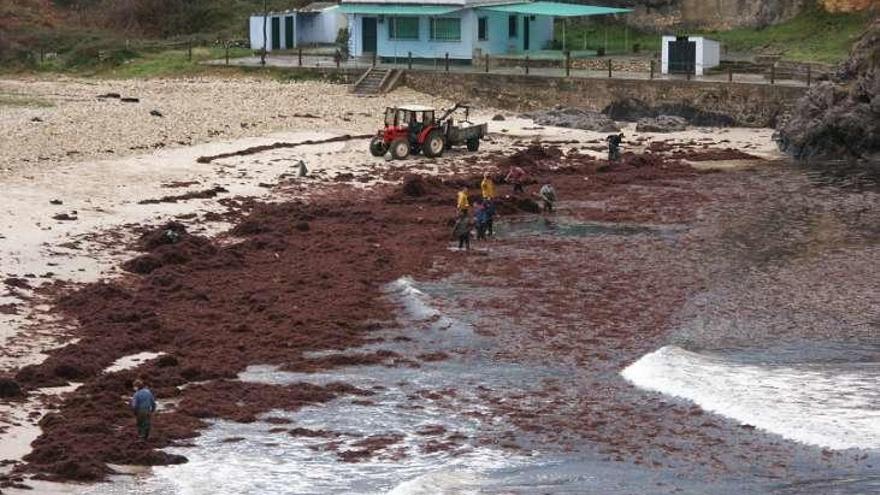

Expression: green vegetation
xmin=558 ymin=7 xmax=873 ymax=64
xmin=11 ymin=46 xmax=351 ymax=83
xmin=703 ymin=7 xmax=872 ymax=64
xmin=95 ymin=46 xmax=253 ymax=78
xmin=554 ymin=21 xmax=659 ymax=56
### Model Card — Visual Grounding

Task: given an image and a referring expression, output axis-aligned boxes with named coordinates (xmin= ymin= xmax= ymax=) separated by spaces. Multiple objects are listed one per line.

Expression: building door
xmin=523 ymin=16 xmax=530 ymax=51
xmin=362 ymin=17 xmax=377 ymax=54
xmin=271 ymin=17 xmax=281 ymax=50
xmin=668 ymin=36 xmax=696 ymax=74
xmin=285 ymin=16 xmax=294 ymax=49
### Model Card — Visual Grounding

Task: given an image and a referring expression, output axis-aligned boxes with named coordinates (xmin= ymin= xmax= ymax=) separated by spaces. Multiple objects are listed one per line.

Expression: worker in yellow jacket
xmin=481 ymin=172 xmax=496 ymax=200
xmin=457 ymin=187 xmax=470 ymax=215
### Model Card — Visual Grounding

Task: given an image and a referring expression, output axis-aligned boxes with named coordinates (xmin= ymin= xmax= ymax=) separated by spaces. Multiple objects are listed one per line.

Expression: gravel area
xmin=0 ymin=76 xmax=448 ymax=174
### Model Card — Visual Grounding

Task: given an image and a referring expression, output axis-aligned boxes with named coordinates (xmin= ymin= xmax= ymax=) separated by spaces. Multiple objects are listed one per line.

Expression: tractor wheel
xmin=369 ymin=137 xmax=388 ymax=157
xmin=466 ymin=138 xmax=480 ymax=152
xmin=423 ymin=131 xmax=446 ymax=158
xmin=389 ymin=138 xmax=410 ymax=160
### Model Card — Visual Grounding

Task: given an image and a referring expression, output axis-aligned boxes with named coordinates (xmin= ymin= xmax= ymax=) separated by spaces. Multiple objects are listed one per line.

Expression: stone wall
xmin=404 ymin=71 xmax=807 ymax=127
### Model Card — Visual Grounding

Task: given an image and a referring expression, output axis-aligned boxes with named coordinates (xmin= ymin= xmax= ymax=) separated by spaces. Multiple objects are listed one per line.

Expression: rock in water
xmin=777 ymin=19 xmax=880 ymax=161
xmin=523 ymin=107 xmax=620 ymax=132
xmin=636 ymin=115 xmax=689 ymax=133
xmin=0 ymin=377 xmax=22 ymax=397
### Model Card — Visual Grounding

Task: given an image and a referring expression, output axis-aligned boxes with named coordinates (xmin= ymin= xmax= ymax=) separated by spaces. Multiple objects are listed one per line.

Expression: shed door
xmin=668 ymin=36 xmax=696 ymax=74
xmin=523 ymin=16 xmax=530 ymax=51
xmin=271 ymin=17 xmax=281 ymax=50
xmin=362 ymin=17 xmax=377 ymax=54
xmin=285 ymin=16 xmax=294 ymax=48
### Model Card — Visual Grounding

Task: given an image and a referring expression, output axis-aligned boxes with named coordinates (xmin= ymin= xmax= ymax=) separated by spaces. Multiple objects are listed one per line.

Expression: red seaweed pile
xmin=8 ymin=146 xmax=711 ymax=481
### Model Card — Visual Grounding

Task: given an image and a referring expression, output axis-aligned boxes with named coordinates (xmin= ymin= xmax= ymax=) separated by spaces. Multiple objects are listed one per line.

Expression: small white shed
xmin=250 ymin=3 xmax=346 ymax=52
xmin=661 ymin=36 xmax=720 ymax=76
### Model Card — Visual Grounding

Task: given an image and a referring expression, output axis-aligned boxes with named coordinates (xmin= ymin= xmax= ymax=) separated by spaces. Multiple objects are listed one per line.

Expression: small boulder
xmin=0 ymin=377 xmax=23 ymax=398
xmin=492 ymin=114 xmax=505 ymax=121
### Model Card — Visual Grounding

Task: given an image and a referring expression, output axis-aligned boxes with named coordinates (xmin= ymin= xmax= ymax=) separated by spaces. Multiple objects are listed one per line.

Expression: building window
xmin=388 ymin=17 xmax=419 ymax=40
xmin=430 ymin=17 xmax=461 ymax=41
xmin=478 ymin=17 xmax=488 ymax=41
xmin=508 ymin=15 xmax=517 ymax=38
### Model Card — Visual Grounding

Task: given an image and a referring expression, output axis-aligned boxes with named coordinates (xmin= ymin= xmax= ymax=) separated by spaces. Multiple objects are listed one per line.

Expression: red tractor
xmin=369 ymin=103 xmax=487 ymax=160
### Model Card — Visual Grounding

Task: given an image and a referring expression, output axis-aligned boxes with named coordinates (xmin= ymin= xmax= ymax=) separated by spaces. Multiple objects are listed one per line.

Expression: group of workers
xmin=452 ymin=166 xmax=557 ymax=250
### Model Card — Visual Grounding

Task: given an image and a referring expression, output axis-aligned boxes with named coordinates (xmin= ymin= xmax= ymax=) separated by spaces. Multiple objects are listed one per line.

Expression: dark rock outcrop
xmin=523 ymin=107 xmax=620 ymax=132
xmin=777 ymin=19 xmax=880 ymax=162
xmin=636 ymin=115 xmax=689 ymax=133
xmin=604 ymin=98 xmax=737 ymax=127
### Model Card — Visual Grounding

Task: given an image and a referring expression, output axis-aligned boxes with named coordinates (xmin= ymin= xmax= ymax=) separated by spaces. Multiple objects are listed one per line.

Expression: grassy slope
xmin=95 ymin=46 xmax=253 ymax=78
xmin=560 ymin=7 xmax=873 ymax=64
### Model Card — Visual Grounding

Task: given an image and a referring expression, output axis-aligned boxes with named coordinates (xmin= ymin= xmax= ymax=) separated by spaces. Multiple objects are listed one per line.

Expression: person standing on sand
xmin=539 ymin=183 xmax=557 ymax=213
xmin=452 ymin=213 xmax=472 ymax=250
xmin=505 ymin=166 xmax=527 ymax=194
xmin=606 ymin=133 xmax=624 ymax=162
xmin=130 ymin=379 xmax=157 ymax=441
xmin=457 ymin=186 xmax=470 ymax=216
xmin=481 ymin=172 xmax=496 ymax=200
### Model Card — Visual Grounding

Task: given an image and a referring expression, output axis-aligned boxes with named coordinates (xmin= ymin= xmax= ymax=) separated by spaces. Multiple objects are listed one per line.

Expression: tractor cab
xmin=370 ymin=103 xmax=487 ymax=160
xmin=384 ymin=106 xmax=435 ymax=129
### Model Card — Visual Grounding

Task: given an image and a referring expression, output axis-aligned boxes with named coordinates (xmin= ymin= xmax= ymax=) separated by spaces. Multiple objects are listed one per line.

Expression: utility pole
xmin=260 ymin=0 xmax=268 ymax=66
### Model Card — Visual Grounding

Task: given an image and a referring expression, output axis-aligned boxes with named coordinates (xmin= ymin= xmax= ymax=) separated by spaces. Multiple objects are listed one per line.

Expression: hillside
xmin=0 ymin=0 xmax=304 ymax=65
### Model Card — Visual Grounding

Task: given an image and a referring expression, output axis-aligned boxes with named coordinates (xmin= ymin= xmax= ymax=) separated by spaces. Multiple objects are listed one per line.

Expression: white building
xmin=250 ymin=2 xmax=348 ymax=52
xmin=339 ymin=0 xmax=630 ymax=61
xmin=661 ymin=35 xmax=720 ymax=76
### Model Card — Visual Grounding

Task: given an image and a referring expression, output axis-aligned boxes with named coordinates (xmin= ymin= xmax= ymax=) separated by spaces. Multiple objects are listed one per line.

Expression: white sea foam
xmin=622 ymin=346 xmax=880 ymax=450
xmin=386 ymin=276 xmax=440 ymax=321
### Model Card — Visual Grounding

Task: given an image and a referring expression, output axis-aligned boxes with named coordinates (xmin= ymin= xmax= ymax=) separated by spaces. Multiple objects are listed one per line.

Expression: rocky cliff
xmin=607 ymin=0 xmax=875 ymax=30
xmin=776 ymin=17 xmax=880 ymax=161
xmin=617 ymin=0 xmax=808 ymax=30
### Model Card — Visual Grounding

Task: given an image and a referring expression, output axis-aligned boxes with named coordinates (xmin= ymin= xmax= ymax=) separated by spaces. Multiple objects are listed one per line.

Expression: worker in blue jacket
xmin=130 ymin=378 xmax=157 ymax=441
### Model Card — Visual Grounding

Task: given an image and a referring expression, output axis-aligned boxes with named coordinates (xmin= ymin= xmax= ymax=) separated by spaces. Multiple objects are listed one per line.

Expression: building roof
xmin=338 ymin=1 xmax=631 ymax=16
xmin=300 ymin=2 xmax=338 ymax=12
xmin=341 ymin=0 xmax=521 ymax=6
xmin=479 ymin=1 xmax=630 ymax=17
xmin=339 ymin=3 xmax=463 ymax=14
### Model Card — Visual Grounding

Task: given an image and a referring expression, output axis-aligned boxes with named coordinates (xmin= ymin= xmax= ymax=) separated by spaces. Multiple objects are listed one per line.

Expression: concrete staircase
xmin=352 ymin=68 xmax=403 ymax=95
